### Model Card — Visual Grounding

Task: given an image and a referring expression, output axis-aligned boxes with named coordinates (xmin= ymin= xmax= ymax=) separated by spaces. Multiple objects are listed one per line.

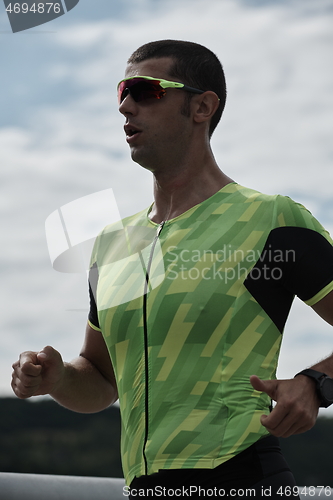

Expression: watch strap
xmin=295 ymin=368 xmax=327 ymax=381
xmin=295 ymin=368 xmax=332 ymax=408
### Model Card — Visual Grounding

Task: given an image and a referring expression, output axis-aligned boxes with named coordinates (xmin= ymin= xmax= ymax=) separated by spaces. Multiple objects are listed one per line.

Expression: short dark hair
xmin=128 ymin=39 xmax=227 ymax=137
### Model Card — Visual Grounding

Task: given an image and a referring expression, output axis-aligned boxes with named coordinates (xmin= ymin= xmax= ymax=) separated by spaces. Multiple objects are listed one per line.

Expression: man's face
xmin=118 ymin=57 xmax=194 ymax=172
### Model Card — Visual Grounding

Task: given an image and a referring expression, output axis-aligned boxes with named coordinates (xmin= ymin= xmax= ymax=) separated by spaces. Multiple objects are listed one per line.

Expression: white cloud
xmin=1 ymin=0 xmax=333 ymax=396
xmin=43 ymin=0 xmax=333 ymax=201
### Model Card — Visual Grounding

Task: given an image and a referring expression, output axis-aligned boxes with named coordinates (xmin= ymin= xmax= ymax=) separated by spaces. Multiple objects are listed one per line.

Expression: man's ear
xmin=193 ymin=91 xmax=220 ymax=125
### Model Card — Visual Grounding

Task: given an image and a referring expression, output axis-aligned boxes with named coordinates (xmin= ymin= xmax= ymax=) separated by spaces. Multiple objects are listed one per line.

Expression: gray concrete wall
xmin=0 ymin=473 xmax=331 ymax=499
xmin=0 ymin=473 xmax=125 ymax=500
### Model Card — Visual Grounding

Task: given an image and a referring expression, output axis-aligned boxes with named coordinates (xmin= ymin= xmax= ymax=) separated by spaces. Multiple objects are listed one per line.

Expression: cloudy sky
xmin=1 ymin=0 xmax=333 ymax=415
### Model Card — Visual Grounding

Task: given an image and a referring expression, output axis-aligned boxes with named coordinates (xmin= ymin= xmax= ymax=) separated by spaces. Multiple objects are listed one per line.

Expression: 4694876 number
xmin=277 ymin=486 xmax=332 ymax=497
xmin=6 ymin=3 xmax=61 ymax=14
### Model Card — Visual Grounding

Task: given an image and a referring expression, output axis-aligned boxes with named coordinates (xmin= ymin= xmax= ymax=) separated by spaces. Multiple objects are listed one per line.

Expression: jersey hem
xmin=127 ymin=458 xmax=231 ymax=486
xmin=127 ymin=440 xmax=265 ymax=485
xmin=305 ymin=280 xmax=333 ymax=306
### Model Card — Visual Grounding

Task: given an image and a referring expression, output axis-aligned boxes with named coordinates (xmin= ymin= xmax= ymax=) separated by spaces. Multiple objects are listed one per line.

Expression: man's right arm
xmin=11 ymin=323 xmax=118 ymax=413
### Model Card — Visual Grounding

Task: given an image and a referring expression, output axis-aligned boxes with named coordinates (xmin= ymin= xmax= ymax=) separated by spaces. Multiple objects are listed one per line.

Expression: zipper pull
xmin=156 ymin=221 xmax=165 ymax=237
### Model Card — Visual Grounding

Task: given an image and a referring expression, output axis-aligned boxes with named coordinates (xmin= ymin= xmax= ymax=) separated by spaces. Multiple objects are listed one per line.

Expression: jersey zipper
xmin=142 ymin=220 xmax=165 ymax=475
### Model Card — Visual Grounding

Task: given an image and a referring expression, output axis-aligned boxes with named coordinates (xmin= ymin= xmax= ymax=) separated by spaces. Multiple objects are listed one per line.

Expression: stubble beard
xmin=130 ymin=95 xmax=193 ymax=172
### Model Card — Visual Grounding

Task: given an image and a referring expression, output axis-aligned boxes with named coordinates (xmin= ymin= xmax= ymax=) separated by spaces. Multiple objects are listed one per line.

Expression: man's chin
xmin=130 ymin=149 xmax=154 ymax=172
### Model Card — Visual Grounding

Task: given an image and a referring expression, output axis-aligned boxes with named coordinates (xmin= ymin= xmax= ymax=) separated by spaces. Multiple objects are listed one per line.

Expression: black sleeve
xmin=88 ymin=262 xmax=100 ymax=330
xmin=244 ymin=227 xmax=333 ymax=333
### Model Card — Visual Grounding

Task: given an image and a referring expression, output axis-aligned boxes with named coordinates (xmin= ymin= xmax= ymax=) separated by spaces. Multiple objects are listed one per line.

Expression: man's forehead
xmin=124 ymin=57 xmax=175 ymax=79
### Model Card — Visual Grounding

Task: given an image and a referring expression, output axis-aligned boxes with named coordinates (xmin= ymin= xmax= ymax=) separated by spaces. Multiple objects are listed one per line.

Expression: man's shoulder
xmin=229 ymin=183 xmax=287 ymax=206
xmin=233 ymin=183 xmax=306 ymax=211
xmin=231 ymin=184 xmax=277 ymax=201
xmin=235 ymin=183 xmax=331 ymax=240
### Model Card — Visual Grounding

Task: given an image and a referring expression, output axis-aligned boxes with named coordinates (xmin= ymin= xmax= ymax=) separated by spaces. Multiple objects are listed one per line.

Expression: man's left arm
xmin=250 ymin=290 xmax=333 ymax=438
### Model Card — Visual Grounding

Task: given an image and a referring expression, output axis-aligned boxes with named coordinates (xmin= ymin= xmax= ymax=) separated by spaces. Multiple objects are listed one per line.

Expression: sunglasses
xmin=117 ymin=76 xmax=205 ymax=105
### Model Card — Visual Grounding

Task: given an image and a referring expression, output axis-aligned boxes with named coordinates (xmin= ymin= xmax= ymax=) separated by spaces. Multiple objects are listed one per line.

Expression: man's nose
xmin=119 ymin=92 xmax=138 ymax=116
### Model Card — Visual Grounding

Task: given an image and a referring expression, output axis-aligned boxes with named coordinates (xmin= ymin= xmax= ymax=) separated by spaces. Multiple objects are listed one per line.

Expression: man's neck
xmin=149 ymin=156 xmax=233 ymax=223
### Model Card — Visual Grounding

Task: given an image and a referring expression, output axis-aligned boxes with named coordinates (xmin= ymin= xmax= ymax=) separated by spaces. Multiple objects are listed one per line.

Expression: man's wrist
xmin=295 ymin=369 xmax=333 ymax=408
xmin=48 ymin=361 xmax=69 ymax=399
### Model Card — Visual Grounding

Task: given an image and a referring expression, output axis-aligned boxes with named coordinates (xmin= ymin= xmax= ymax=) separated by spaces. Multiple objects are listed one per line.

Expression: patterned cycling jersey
xmin=88 ymin=183 xmax=333 ymax=485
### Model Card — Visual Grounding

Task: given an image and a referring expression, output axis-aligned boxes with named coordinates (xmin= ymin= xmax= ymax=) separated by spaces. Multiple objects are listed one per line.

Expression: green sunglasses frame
xmin=117 ymin=75 xmax=206 ymax=104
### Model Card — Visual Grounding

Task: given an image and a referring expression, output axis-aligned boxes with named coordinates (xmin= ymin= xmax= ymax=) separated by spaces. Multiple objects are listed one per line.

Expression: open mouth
xmin=127 ymin=129 xmax=140 ymax=137
xmin=124 ymin=124 xmax=142 ymax=139
xmin=125 ymin=128 xmax=142 ymax=144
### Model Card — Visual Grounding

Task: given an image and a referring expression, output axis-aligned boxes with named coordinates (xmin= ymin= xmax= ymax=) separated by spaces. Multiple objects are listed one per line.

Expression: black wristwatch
xmin=295 ymin=369 xmax=333 ymax=408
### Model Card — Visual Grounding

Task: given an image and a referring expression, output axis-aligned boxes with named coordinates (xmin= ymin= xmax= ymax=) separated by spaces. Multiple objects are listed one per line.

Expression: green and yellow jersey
xmin=88 ymin=183 xmax=333 ymax=485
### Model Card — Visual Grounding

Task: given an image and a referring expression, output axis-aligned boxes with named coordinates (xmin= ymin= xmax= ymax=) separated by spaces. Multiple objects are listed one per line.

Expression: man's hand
xmin=11 ymin=346 xmax=65 ymax=399
xmin=250 ymin=374 xmax=320 ymax=438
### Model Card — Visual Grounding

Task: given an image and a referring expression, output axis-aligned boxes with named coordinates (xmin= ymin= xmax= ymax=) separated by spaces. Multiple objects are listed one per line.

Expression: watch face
xmin=321 ymin=378 xmax=333 ymax=403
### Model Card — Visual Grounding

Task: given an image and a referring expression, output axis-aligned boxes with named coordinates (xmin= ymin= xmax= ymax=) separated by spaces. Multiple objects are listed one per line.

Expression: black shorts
xmin=129 ymin=435 xmax=299 ymax=499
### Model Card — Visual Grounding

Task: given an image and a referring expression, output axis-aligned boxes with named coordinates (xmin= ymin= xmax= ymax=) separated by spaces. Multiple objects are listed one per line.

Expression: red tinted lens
xmin=118 ymin=78 xmax=166 ymax=104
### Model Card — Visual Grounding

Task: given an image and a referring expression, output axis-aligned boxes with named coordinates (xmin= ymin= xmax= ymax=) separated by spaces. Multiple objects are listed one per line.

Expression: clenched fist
xmin=11 ymin=346 xmax=65 ymax=399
